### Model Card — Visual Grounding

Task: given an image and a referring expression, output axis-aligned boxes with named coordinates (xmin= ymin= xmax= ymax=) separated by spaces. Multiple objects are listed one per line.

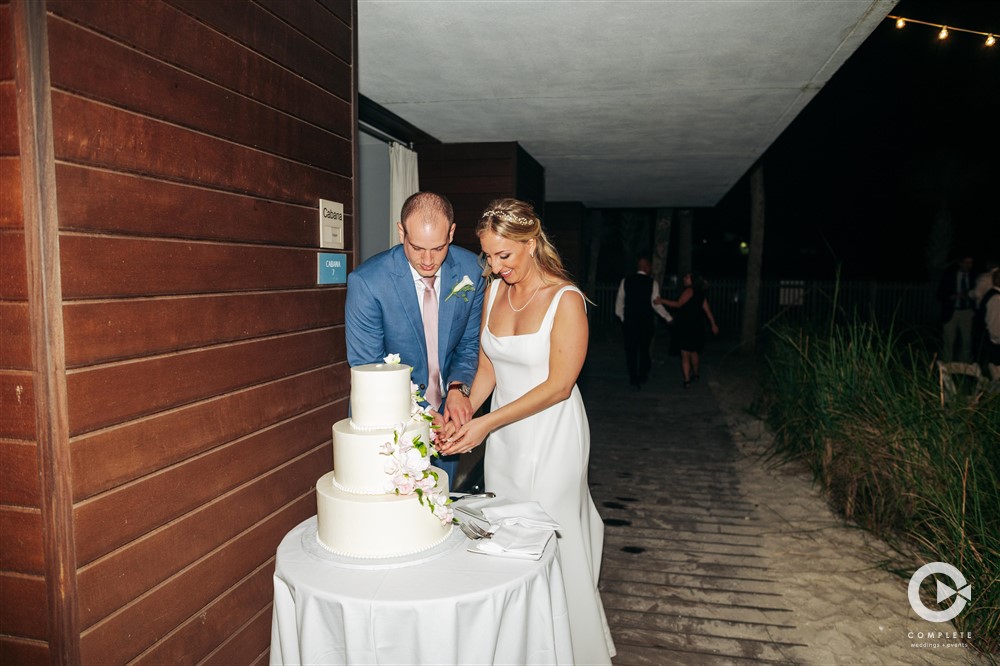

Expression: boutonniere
xmin=445 ymin=275 xmax=475 ymax=302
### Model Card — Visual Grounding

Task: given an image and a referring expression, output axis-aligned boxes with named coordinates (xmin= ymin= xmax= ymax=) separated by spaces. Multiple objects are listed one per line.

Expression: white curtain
xmin=389 ymin=142 xmax=419 ymax=248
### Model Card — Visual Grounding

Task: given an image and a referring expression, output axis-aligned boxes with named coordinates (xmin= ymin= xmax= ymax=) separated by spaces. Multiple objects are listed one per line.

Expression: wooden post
xmin=741 ymin=161 xmax=766 ymax=354
xmin=12 ymin=0 xmax=82 ymax=662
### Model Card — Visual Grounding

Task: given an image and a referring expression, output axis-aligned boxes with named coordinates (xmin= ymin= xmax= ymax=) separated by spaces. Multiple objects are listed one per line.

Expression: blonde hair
xmin=476 ymin=198 xmax=574 ymax=286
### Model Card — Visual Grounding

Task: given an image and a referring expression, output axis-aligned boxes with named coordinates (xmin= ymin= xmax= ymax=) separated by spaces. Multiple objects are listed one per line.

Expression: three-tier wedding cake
xmin=315 ymin=359 xmax=453 ymax=558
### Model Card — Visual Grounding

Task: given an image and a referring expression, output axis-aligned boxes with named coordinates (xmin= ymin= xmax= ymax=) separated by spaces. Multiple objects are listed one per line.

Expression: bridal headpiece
xmin=481 ymin=208 xmax=534 ymax=227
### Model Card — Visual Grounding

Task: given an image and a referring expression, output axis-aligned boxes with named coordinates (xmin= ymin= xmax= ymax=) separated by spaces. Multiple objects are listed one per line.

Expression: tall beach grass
xmin=759 ymin=313 xmax=999 ymax=656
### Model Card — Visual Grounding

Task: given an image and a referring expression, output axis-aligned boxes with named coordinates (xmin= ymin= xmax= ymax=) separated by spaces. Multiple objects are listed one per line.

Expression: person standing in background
xmin=615 ymin=256 xmax=673 ymax=389
xmin=345 ymin=192 xmax=486 ymax=487
xmin=656 ymin=272 xmax=719 ymax=388
xmin=982 ymin=269 xmax=1000 ymax=381
xmin=937 ymin=255 xmax=975 ymax=362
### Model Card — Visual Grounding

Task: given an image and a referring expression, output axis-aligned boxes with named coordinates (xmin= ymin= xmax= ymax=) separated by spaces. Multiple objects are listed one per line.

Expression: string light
xmin=887 ymin=15 xmax=997 ymax=47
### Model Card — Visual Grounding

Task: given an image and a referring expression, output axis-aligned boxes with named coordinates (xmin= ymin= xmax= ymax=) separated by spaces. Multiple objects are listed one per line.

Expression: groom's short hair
xmin=399 ymin=192 xmax=454 ymax=234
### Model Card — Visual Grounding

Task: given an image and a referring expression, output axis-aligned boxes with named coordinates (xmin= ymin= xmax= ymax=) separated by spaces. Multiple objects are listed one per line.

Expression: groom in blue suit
xmin=345 ymin=192 xmax=485 ymax=487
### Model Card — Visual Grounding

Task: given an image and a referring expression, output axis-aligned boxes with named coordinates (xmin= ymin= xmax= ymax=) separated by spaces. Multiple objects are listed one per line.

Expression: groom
xmin=345 ymin=192 xmax=485 ymax=487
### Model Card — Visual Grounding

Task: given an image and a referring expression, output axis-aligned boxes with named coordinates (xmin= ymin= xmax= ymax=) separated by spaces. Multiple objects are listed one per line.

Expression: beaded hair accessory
xmin=481 ymin=208 xmax=534 ymax=227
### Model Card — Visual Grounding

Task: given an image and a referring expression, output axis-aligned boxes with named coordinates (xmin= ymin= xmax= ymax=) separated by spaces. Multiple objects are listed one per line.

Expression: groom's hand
xmin=443 ymin=392 xmax=473 ymax=428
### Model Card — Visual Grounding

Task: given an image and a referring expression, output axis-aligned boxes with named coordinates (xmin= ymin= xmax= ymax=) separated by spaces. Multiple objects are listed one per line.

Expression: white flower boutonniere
xmin=445 ymin=275 xmax=475 ymax=302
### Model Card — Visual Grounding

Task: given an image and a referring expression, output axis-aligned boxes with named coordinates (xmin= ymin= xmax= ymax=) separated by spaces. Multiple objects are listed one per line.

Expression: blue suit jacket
xmin=345 ymin=244 xmax=486 ymax=410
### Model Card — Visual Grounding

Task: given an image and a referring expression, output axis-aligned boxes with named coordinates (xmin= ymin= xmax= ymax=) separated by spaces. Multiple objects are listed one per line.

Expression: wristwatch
xmin=448 ymin=382 xmax=471 ymax=398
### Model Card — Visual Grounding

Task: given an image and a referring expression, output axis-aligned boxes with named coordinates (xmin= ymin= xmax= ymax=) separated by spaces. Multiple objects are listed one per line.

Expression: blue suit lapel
xmin=392 ymin=246 xmax=427 ymax=353
xmin=438 ymin=255 xmax=461 ymax=366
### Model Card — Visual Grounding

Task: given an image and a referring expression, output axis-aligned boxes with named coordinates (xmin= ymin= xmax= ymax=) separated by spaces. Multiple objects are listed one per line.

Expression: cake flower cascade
xmin=379 ymin=353 xmax=453 ymax=524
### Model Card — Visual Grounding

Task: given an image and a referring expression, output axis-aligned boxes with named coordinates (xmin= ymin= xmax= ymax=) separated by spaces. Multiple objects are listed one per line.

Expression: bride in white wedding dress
xmin=437 ymin=199 xmax=615 ymax=664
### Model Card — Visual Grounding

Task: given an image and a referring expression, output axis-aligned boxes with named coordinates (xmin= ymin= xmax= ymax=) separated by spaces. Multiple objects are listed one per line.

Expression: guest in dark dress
xmin=657 ymin=273 xmax=719 ymax=388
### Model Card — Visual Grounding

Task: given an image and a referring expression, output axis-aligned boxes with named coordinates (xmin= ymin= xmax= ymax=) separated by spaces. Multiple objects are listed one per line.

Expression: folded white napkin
xmin=480 ymin=501 xmax=561 ymax=530
xmin=468 ymin=524 xmax=554 ymax=560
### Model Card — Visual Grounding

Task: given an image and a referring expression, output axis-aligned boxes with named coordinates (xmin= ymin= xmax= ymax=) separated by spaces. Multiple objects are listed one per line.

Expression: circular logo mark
xmin=908 ymin=562 xmax=971 ymax=623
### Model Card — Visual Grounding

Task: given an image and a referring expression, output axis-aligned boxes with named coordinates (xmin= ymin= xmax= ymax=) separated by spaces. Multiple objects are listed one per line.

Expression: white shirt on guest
xmin=615 ymin=271 xmax=673 ymax=323
xmin=986 ymin=287 xmax=1000 ymax=345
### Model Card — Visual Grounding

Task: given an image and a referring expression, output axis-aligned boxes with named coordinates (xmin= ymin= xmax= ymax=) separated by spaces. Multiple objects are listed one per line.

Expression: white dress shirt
xmin=615 ymin=271 xmax=673 ymax=323
xmin=409 ymin=263 xmax=444 ymax=395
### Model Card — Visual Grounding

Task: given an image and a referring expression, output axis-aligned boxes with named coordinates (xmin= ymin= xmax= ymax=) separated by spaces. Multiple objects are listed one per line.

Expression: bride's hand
xmin=436 ymin=417 xmax=489 ymax=455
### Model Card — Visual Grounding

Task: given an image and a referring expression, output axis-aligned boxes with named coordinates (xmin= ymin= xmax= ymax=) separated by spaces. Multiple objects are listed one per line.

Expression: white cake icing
xmin=332 ymin=418 xmax=431 ymax=494
xmin=349 ymin=362 xmax=412 ymax=428
xmin=316 ymin=361 xmax=452 ymax=558
xmin=316 ymin=469 xmax=451 ymax=558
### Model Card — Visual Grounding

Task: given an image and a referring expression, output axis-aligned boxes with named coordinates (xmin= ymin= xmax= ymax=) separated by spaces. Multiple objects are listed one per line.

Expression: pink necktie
xmin=421 ymin=276 xmax=442 ymax=409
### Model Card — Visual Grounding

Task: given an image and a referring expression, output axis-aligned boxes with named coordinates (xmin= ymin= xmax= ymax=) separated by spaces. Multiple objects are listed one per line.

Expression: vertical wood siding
xmin=3 ymin=1 xmax=356 ymax=662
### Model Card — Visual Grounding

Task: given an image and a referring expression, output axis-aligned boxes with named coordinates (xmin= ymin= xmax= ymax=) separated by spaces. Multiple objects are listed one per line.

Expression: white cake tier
xmin=332 ymin=418 xmax=432 ymax=494
xmin=315 ymin=470 xmax=452 ymax=558
xmin=350 ymin=363 xmax=413 ymax=428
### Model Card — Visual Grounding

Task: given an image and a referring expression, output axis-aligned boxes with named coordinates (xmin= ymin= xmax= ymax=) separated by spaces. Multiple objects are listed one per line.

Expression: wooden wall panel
xmin=0 ymin=370 xmax=35 ymax=440
xmin=257 ymin=0 xmax=351 ymax=63
xmin=79 ymin=494 xmax=315 ymax=665
xmin=203 ymin=606 xmax=272 ymax=666
xmin=130 ymin=562 xmax=274 ymax=665
xmin=0 ymin=82 xmax=17 ymax=154
xmin=0 ymin=636 xmax=49 ymax=665
xmin=4 ymin=0 xmax=358 ymax=658
xmin=418 ymin=142 xmax=530 ymax=250
xmin=63 ymin=290 xmax=346 ymax=366
xmin=70 ymin=368 xmax=347 ymax=500
xmin=66 ymin=329 xmax=344 ymax=434
xmin=52 ymin=93 xmax=352 ymax=208
xmin=53 ymin=165 xmax=321 ymax=245
xmin=167 ymin=0 xmax=351 ymax=101
xmin=46 ymin=0 xmax=351 ymax=139
xmin=76 ymin=445 xmax=326 ymax=623
xmin=0 ymin=301 xmax=30 ymax=368
xmin=59 ymin=236 xmax=325 ymax=299
xmin=0 ymin=439 xmax=40 ymax=505
xmin=0 ymin=230 xmax=27 ymax=299
xmin=0 ymin=572 xmax=48 ymax=640
xmin=0 ymin=1 xmax=51 ymax=659
xmin=0 ymin=506 xmax=44 ymax=573
xmin=0 ymin=3 xmax=11 ymax=81
xmin=0 ymin=157 xmax=22 ymax=227
xmin=46 ymin=18 xmax=350 ymax=172
xmin=73 ymin=413 xmax=330 ymax=566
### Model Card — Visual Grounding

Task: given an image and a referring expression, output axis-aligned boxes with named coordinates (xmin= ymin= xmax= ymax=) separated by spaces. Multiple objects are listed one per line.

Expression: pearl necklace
xmin=507 ymin=281 xmax=542 ymax=312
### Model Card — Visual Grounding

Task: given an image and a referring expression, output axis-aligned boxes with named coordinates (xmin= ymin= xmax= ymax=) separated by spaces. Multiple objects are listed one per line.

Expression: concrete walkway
xmin=577 ymin=332 xmax=984 ymax=665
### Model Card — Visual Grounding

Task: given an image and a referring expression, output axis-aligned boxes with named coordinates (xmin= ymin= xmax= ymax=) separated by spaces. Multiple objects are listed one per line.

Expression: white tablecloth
xmin=270 ymin=516 xmax=574 ymax=665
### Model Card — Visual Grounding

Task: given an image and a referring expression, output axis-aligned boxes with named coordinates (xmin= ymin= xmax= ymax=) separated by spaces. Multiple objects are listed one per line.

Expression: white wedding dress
xmin=482 ymin=281 xmax=616 ymax=664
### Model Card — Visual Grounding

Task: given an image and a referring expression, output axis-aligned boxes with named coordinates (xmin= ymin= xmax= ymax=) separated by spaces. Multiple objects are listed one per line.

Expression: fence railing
xmin=587 ymin=278 xmax=940 ymax=334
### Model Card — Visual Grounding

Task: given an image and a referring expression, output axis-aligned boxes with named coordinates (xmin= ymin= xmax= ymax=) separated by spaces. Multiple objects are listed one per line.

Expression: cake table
xmin=269 ymin=515 xmax=574 ymax=665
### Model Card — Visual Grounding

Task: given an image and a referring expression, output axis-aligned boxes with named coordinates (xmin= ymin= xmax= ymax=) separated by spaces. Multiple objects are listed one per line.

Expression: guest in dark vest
xmin=615 ymin=256 xmax=672 ymax=388
xmin=936 ymin=255 xmax=975 ymax=362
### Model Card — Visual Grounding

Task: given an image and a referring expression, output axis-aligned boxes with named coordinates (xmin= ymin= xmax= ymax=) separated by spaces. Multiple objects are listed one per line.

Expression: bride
xmin=437 ymin=198 xmax=615 ymax=664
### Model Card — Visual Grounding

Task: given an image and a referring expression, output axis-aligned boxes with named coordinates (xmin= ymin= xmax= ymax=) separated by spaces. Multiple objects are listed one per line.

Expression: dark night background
xmin=676 ymin=0 xmax=998 ymax=282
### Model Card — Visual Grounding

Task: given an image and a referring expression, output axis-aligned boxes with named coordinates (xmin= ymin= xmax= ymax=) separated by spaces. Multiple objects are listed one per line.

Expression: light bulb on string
xmin=887 ymin=15 xmax=994 ymax=49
